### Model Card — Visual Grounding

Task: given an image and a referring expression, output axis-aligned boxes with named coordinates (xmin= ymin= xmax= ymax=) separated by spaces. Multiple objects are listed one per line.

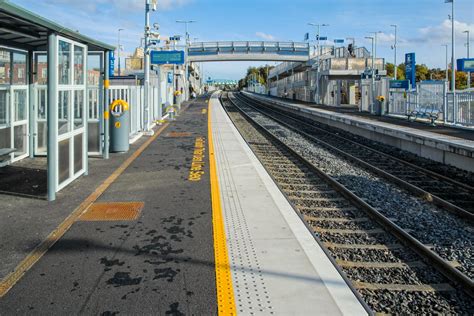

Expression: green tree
xmin=415 ymin=64 xmax=430 ymax=82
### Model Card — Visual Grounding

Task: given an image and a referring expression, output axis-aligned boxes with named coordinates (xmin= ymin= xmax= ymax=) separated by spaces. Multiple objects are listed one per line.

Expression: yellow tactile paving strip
xmin=208 ymin=99 xmax=237 ymax=315
xmin=0 ymin=123 xmax=169 ymax=298
xmin=78 ymin=202 xmax=144 ymax=221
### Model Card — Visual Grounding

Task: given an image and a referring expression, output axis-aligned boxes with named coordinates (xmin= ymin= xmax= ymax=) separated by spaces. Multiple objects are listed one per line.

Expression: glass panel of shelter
xmin=56 ymin=37 xmax=87 ymax=190
xmin=87 ymin=52 xmax=103 ymax=155
xmin=33 ymin=52 xmax=48 ymax=155
xmin=33 ymin=51 xmax=102 ymax=157
xmin=0 ymin=47 xmax=29 ymax=163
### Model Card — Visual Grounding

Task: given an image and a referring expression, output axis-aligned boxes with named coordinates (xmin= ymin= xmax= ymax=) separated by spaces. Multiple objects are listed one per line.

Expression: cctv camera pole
xmin=144 ymin=0 xmax=151 ymax=132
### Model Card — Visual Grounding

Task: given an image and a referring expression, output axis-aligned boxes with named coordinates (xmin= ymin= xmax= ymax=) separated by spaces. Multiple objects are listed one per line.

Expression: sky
xmin=11 ymin=0 xmax=474 ymax=80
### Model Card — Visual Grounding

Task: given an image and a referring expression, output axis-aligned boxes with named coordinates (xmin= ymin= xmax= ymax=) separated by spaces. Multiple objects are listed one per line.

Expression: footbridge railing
xmin=187 ymin=41 xmax=310 ymax=62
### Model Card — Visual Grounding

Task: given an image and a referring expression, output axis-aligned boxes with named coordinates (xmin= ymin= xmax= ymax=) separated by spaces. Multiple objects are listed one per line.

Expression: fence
xmin=388 ymin=80 xmax=474 ymax=127
xmin=446 ymin=92 xmax=474 ymax=126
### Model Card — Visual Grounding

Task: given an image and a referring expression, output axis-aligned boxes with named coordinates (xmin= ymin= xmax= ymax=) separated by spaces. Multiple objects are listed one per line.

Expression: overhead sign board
xmin=316 ymin=35 xmax=327 ymax=41
xmin=150 ymin=50 xmax=185 ymax=65
xmin=405 ymin=53 xmax=416 ymax=88
xmin=334 ymin=39 xmax=345 ymax=44
xmin=389 ymin=80 xmax=409 ymax=90
xmin=457 ymin=58 xmax=474 ymax=72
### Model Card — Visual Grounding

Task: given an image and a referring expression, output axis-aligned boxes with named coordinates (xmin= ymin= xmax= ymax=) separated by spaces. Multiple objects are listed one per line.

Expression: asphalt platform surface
xmin=0 ymin=96 xmax=217 ymax=315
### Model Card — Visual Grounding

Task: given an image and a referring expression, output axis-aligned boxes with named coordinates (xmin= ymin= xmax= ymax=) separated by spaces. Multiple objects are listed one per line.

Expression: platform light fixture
xmin=445 ymin=0 xmax=455 ymax=91
xmin=463 ymin=30 xmax=471 ymax=88
xmin=442 ymin=44 xmax=449 ymax=83
xmin=308 ymin=22 xmax=329 ymax=104
xmin=390 ymin=25 xmax=398 ymax=79
xmin=176 ymin=20 xmax=197 ymax=101
xmin=365 ymin=36 xmax=376 ymax=113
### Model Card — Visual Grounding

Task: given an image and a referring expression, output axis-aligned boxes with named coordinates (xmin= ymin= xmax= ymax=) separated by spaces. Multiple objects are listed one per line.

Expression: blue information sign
xmin=389 ymin=80 xmax=409 ymax=90
xmin=334 ymin=39 xmax=345 ymax=44
xmin=150 ymin=50 xmax=185 ymax=65
xmin=405 ymin=53 xmax=416 ymax=88
xmin=108 ymin=51 xmax=115 ymax=77
xmin=457 ymin=58 xmax=474 ymax=72
xmin=167 ymin=72 xmax=173 ymax=84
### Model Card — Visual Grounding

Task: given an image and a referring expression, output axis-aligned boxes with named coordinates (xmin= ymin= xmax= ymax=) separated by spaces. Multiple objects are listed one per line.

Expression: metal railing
xmin=446 ymin=92 xmax=474 ymax=126
xmin=189 ymin=41 xmax=309 ymax=51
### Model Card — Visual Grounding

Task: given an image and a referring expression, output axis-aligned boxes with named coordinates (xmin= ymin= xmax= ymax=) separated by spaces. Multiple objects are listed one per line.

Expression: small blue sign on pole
xmin=304 ymin=32 xmax=309 ymax=41
xmin=405 ymin=53 xmax=416 ymax=88
xmin=108 ymin=51 xmax=115 ymax=77
xmin=334 ymin=39 xmax=345 ymax=44
xmin=316 ymin=35 xmax=328 ymax=41
xmin=150 ymin=50 xmax=185 ymax=65
xmin=457 ymin=58 xmax=474 ymax=72
xmin=389 ymin=80 xmax=409 ymax=90
xmin=167 ymin=72 xmax=173 ymax=84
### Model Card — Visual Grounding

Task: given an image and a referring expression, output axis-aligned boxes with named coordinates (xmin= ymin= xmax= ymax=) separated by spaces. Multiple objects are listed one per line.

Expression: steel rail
xmin=236 ymin=93 xmax=474 ymax=222
xmin=227 ymin=92 xmax=474 ymax=298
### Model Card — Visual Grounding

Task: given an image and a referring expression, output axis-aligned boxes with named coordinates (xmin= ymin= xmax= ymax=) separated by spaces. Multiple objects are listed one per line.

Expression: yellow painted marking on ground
xmin=208 ymin=100 xmax=237 ymax=315
xmin=0 ymin=123 xmax=170 ymax=298
xmin=188 ymin=136 xmax=206 ymax=181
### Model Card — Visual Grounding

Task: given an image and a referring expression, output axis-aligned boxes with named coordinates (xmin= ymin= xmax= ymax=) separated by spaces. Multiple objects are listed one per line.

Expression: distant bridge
xmin=188 ymin=41 xmax=310 ymax=62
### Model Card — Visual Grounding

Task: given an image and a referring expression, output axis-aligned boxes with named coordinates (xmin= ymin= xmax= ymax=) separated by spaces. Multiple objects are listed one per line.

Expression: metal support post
xmin=28 ymin=50 xmax=34 ymax=158
xmin=450 ymin=0 xmax=456 ymax=92
xmin=47 ymin=33 xmax=58 ymax=201
xmin=84 ymin=46 xmax=89 ymax=176
xmin=464 ymin=30 xmax=471 ymax=88
xmin=391 ymin=25 xmax=397 ymax=79
xmin=103 ymin=50 xmax=110 ymax=159
xmin=144 ymin=0 xmax=151 ymax=132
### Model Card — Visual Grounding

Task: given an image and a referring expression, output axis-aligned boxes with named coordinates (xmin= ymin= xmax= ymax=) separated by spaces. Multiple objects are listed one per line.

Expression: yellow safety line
xmin=0 ymin=123 xmax=170 ymax=298
xmin=208 ymin=98 xmax=237 ymax=315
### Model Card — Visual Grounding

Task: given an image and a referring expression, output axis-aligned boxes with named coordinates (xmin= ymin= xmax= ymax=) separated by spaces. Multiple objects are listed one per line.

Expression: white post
xmin=450 ymin=0 xmax=456 ymax=92
xmin=391 ymin=25 xmax=397 ymax=79
xmin=144 ymin=0 xmax=151 ymax=132
xmin=464 ymin=30 xmax=470 ymax=88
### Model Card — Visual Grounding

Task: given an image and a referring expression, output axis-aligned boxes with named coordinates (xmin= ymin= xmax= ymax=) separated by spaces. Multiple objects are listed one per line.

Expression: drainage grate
xmin=78 ymin=202 xmax=144 ymax=221
xmin=165 ymin=132 xmax=192 ymax=138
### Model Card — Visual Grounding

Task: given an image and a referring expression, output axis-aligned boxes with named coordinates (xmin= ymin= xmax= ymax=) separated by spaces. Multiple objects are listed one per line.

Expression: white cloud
xmin=256 ymin=32 xmax=276 ymax=41
xmin=418 ymin=19 xmax=474 ymax=43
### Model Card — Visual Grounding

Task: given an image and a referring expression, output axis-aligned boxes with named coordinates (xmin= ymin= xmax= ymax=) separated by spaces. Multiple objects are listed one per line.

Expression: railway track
xmin=237 ymin=92 xmax=474 ymax=220
xmin=219 ymin=92 xmax=473 ymax=314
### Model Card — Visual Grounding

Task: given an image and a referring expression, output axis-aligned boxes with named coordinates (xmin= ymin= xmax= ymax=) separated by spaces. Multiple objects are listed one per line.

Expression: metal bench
xmin=408 ymin=106 xmax=442 ymax=126
xmin=0 ymin=148 xmax=16 ymax=164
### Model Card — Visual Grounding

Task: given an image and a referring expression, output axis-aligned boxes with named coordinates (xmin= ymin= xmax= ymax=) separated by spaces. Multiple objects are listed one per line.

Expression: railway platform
xmin=0 ymin=94 xmax=367 ymax=315
xmin=244 ymin=92 xmax=474 ymax=173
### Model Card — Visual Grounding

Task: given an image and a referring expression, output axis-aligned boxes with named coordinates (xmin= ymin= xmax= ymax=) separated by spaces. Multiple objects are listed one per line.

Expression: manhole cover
xmin=165 ymin=132 xmax=192 ymax=138
xmin=78 ymin=202 xmax=144 ymax=221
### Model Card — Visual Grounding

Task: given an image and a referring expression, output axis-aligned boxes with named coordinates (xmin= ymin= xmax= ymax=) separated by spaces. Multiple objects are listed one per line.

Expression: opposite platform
xmin=210 ymin=93 xmax=367 ymax=315
xmin=244 ymin=92 xmax=474 ymax=172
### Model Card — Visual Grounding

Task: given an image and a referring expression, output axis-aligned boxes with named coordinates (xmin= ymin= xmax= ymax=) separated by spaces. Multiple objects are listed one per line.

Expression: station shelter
xmin=0 ymin=0 xmax=114 ymax=200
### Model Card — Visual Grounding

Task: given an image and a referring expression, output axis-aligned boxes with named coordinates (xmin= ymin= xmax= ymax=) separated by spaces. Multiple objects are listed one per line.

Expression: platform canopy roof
xmin=0 ymin=0 xmax=115 ymax=51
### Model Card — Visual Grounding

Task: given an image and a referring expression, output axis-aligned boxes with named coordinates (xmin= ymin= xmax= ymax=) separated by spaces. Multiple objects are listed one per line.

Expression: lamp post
xmin=365 ymin=36 xmax=375 ymax=113
xmin=369 ymin=31 xmax=382 ymax=59
xmin=464 ymin=30 xmax=471 ymax=88
xmin=117 ymin=28 xmax=124 ymax=76
xmin=308 ymin=22 xmax=329 ymax=103
xmin=446 ymin=0 xmax=456 ymax=91
xmin=390 ymin=25 xmax=398 ymax=79
xmin=176 ymin=20 xmax=196 ymax=101
xmin=442 ymin=44 xmax=449 ymax=83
